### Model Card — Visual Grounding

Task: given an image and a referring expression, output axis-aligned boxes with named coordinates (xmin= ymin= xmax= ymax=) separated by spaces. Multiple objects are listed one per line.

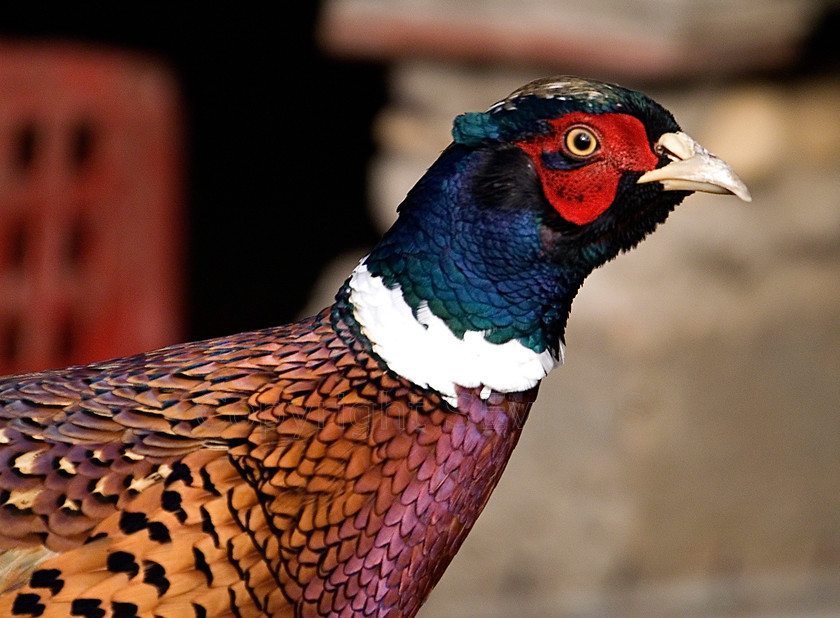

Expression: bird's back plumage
xmin=0 ymin=295 xmax=534 ymax=616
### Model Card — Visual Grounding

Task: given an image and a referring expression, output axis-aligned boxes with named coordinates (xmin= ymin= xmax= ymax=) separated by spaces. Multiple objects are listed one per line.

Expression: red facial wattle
xmin=515 ymin=112 xmax=660 ymax=225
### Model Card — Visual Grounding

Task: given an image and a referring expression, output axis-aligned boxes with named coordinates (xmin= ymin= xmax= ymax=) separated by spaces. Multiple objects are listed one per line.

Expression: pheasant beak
xmin=637 ymin=132 xmax=752 ymax=202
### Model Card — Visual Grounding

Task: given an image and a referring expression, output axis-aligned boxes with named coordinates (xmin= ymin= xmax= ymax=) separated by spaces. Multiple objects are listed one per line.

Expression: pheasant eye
xmin=564 ymin=126 xmax=599 ymax=158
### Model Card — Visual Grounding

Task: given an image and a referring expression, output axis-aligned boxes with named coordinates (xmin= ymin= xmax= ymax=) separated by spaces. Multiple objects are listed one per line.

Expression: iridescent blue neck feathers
xmin=345 ymin=143 xmax=588 ymax=400
xmin=363 ymin=144 xmax=578 ymax=359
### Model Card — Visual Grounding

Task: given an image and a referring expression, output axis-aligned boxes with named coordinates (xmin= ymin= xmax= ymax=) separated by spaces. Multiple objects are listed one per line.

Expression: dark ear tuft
xmin=471 ymin=146 xmax=545 ymax=211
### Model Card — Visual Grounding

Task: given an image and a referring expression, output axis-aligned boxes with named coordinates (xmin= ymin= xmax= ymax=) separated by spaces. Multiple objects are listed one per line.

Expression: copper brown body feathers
xmin=0 ymin=305 xmax=535 ymax=617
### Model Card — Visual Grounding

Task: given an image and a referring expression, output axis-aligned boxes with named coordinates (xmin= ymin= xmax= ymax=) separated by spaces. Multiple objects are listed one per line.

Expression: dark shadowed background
xmin=0 ymin=3 xmax=386 ymax=343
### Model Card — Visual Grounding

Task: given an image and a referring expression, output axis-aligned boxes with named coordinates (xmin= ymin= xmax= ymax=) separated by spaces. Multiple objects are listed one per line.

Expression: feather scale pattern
xmin=0 ymin=303 xmax=535 ymax=616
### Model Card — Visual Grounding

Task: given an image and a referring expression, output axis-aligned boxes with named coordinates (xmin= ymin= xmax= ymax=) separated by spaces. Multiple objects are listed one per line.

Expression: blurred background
xmin=0 ymin=1 xmax=838 ymax=615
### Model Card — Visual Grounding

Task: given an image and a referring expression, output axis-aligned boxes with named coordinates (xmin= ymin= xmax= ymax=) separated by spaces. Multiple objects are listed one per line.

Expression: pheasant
xmin=0 ymin=76 xmax=749 ymax=617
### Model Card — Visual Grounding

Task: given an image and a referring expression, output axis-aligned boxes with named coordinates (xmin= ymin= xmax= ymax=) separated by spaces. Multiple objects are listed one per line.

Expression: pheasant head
xmin=348 ymin=76 xmax=750 ymax=402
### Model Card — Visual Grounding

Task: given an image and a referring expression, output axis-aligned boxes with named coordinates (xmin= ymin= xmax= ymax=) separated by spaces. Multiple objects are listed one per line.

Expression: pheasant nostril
xmin=654 ymin=144 xmax=680 ymax=161
xmin=653 ymin=132 xmax=697 ymax=162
